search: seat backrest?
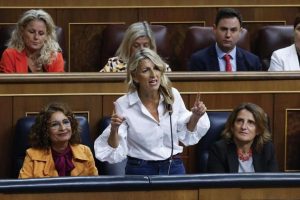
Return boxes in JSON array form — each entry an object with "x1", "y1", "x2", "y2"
[
  {"x1": 96, "y1": 116, "x2": 127, "y2": 175},
  {"x1": 0, "y1": 24, "x2": 65, "y2": 58},
  {"x1": 196, "y1": 111, "x2": 231, "y2": 173},
  {"x1": 99, "y1": 24, "x2": 171, "y2": 70},
  {"x1": 55, "y1": 26, "x2": 65, "y2": 56},
  {"x1": 0, "y1": 25, "x2": 15, "y2": 59},
  {"x1": 252, "y1": 25, "x2": 294, "y2": 71},
  {"x1": 180, "y1": 26, "x2": 250, "y2": 70},
  {"x1": 12, "y1": 115, "x2": 91, "y2": 178}
]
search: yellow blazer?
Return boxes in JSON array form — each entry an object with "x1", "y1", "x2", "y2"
[{"x1": 19, "y1": 144, "x2": 98, "y2": 178}]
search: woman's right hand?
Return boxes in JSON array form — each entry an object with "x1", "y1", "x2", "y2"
[
  {"x1": 110, "y1": 110, "x2": 125, "y2": 133},
  {"x1": 108, "y1": 102, "x2": 125, "y2": 148}
]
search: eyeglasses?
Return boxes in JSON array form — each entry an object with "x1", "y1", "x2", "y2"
[{"x1": 48, "y1": 119, "x2": 71, "y2": 130}]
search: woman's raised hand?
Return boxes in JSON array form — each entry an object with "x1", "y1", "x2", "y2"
[
  {"x1": 191, "y1": 93, "x2": 207, "y2": 117},
  {"x1": 110, "y1": 102, "x2": 125, "y2": 133}
]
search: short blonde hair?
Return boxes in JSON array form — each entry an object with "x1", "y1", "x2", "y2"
[
  {"x1": 126, "y1": 48, "x2": 173, "y2": 107},
  {"x1": 116, "y1": 21, "x2": 156, "y2": 63}
]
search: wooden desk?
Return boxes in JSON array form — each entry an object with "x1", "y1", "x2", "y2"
[{"x1": 1, "y1": 174, "x2": 300, "y2": 200}]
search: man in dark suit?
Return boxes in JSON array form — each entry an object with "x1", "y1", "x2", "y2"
[{"x1": 188, "y1": 8, "x2": 262, "y2": 71}]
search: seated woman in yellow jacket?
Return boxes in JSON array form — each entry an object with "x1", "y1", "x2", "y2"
[{"x1": 19, "y1": 102, "x2": 98, "y2": 178}]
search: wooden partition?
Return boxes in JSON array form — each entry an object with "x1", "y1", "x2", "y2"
[
  {"x1": 0, "y1": 72, "x2": 299, "y2": 178},
  {"x1": 0, "y1": 1, "x2": 299, "y2": 71},
  {"x1": 2, "y1": 187, "x2": 300, "y2": 200},
  {"x1": 1, "y1": 174, "x2": 300, "y2": 200}
]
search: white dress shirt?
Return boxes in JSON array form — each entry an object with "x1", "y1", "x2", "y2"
[{"x1": 94, "y1": 87, "x2": 210, "y2": 163}]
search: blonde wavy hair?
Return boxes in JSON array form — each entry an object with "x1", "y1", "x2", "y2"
[
  {"x1": 7, "y1": 9, "x2": 61, "y2": 66},
  {"x1": 126, "y1": 48, "x2": 173, "y2": 109},
  {"x1": 116, "y1": 21, "x2": 156, "y2": 63},
  {"x1": 222, "y1": 102, "x2": 272, "y2": 152}
]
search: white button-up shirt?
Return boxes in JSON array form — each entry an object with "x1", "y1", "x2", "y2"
[{"x1": 94, "y1": 87, "x2": 210, "y2": 163}]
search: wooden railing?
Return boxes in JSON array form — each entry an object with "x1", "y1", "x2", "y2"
[{"x1": 1, "y1": 173, "x2": 300, "y2": 200}]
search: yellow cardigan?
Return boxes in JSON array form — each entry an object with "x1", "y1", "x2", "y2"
[{"x1": 19, "y1": 144, "x2": 98, "y2": 178}]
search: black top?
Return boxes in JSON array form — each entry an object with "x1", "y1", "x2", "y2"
[{"x1": 206, "y1": 139, "x2": 279, "y2": 173}]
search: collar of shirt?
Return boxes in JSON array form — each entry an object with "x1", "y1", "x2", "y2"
[
  {"x1": 128, "y1": 90, "x2": 164, "y2": 106},
  {"x1": 128, "y1": 90, "x2": 165, "y2": 121},
  {"x1": 215, "y1": 43, "x2": 237, "y2": 71}
]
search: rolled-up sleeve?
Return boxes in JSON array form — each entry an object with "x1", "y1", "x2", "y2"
[
  {"x1": 173, "y1": 88, "x2": 210, "y2": 146},
  {"x1": 94, "y1": 122, "x2": 128, "y2": 164}
]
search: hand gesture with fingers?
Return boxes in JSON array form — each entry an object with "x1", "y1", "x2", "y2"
[
  {"x1": 108, "y1": 102, "x2": 125, "y2": 148},
  {"x1": 110, "y1": 102, "x2": 125, "y2": 133},
  {"x1": 191, "y1": 93, "x2": 207, "y2": 117}
]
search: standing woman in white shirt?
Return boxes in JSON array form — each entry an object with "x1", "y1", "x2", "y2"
[
  {"x1": 94, "y1": 48, "x2": 210, "y2": 175},
  {"x1": 269, "y1": 15, "x2": 300, "y2": 71}
]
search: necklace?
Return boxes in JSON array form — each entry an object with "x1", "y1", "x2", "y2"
[{"x1": 237, "y1": 148, "x2": 252, "y2": 162}]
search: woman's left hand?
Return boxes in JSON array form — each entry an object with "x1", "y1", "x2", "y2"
[{"x1": 191, "y1": 93, "x2": 207, "y2": 118}]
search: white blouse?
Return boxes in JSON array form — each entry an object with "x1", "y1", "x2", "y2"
[
  {"x1": 238, "y1": 158, "x2": 255, "y2": 173},
  {"x1": 94, "y1": 87, "x2": 210, "y2": 164}
]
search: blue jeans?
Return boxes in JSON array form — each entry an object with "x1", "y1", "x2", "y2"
[{"x1": 125, "y1": 156, "x2": 186, "y2": 175}]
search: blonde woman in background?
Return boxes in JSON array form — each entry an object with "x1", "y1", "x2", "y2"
[
  {"x1": 0, "y1": 9, "x2": 64, "y2": 73},
  {"x1": 100, "y1": 21, "x2": 171, "y2": 72}
]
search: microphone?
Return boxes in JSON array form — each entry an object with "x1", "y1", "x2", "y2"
[
  {"x1": 166, "y1": 103, "x2": 173, "y2": 115},
  {"x1": 167, "y1": 103, "x2": 173, "y2": 175}
]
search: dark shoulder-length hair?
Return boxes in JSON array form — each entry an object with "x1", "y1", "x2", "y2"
[
  {"x1": 29, "y1": 102, "x2": 81, "y2": 149},
  {"x1": 221, "y1": 102, "x2": 271, "y2": 152}
]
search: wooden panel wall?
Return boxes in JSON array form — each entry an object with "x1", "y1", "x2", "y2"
[
  {"x1": 0, "y1": 97, "x2": 12, "y2": 178},
  {"x1": 1, "y1": 187, "x2": 300, "y2": 200},
  {"x1": 0, "y1": 72, "x2": 299, "y2": 178},
  {"x1": 199, "y1": 188, "x2": 300, "y2": 200},
  {"x1": 0, "y1": 2, "x2": 299, "y2": 71},
  {"x1": 0, "y1": 190, "x2": 198, "y2": 200},
  {"x1": 0, "y1": 0, "x2": 300, "y2": 7}
]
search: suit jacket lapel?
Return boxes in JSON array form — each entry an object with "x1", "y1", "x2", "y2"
[
  {"x1": 236, "y1": 48, "x2": 247, "y2": 71},
  {"x1": 209, "y1": 45, "x2": 221, "y2": 71},
  {"x1": 227, "y1": 142, "x2": 239, "y2": 172},
  {"x1": 252, "y1": 151, "x2": 263, "y2": 172}
]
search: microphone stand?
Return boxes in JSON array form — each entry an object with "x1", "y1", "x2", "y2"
[{"x1": 167, "y1": 106, "x2": 173, "y2": 175}]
